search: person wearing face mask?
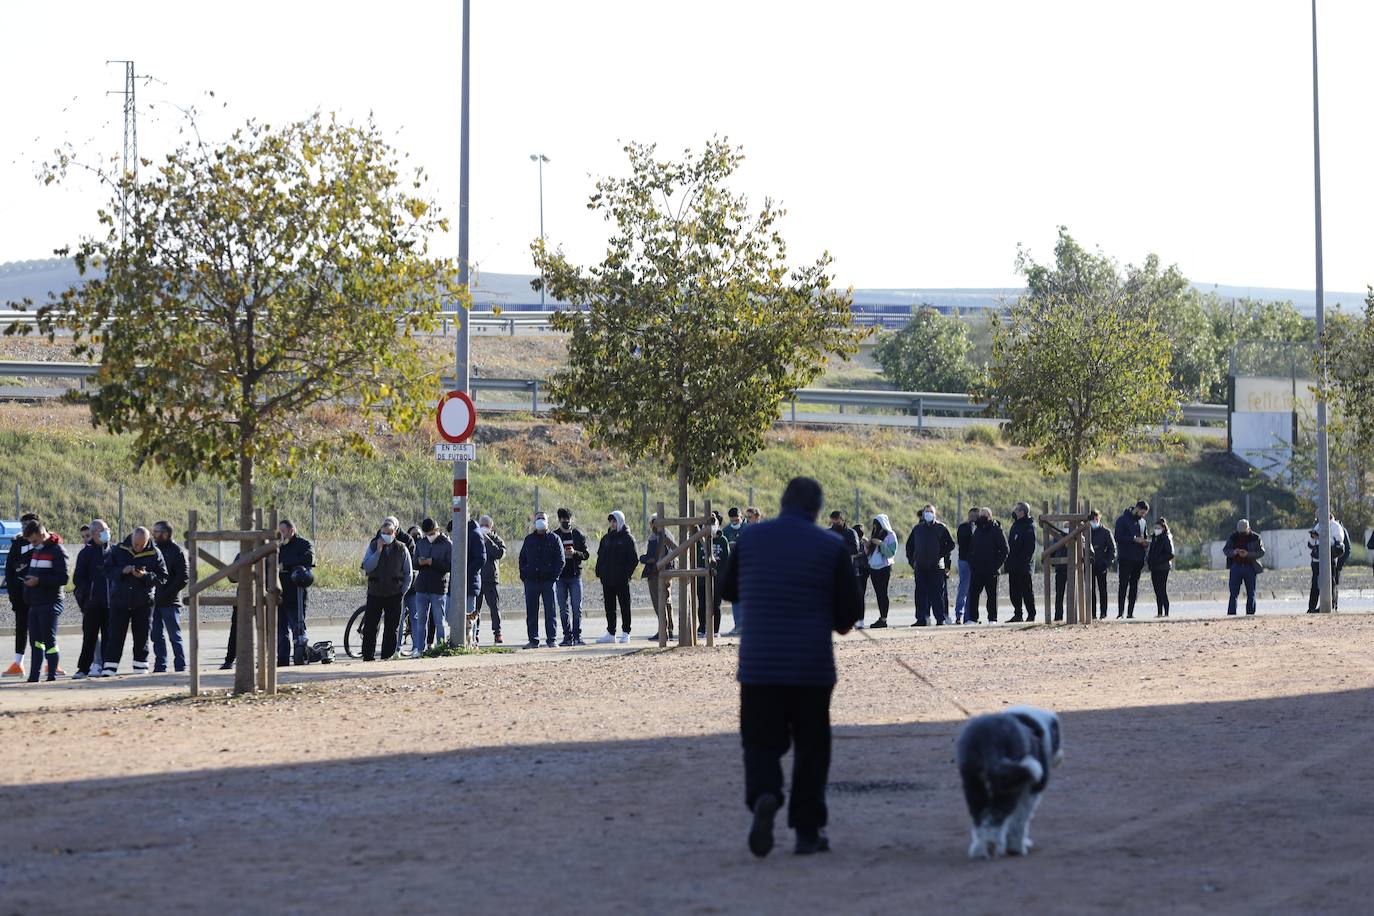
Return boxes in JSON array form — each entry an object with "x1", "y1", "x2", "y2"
[
  {"x1": 641, "y1": 515, "x2": 677, "y2": 641},
  {"x1": 149, "y1": 521, "x2": 190, "y2": 673},
  {"x1": 1222, "y1": 519, "x2": 1265, "y2": 616},
  {"x1": 1087, "y1": 509, "x2": 1115, "y2": 619},
  {"x1": 696, "y1": 511, "x2": 730, "y2": 639},
  {"x1": 906, "y1": 504, "x2": 955, "y2": 626},
  {"x1": 1005, "y1": 502, "x2": 1037, "y2": 623},
  {"x1": 411, "y1": 517, "x2": 453, "y2": 653},
  {"x1": 864, "y1": 515, "x2": 898, "y2": 628},
  {"x1": 1147, "y1": 517, "x2": 1175, "y2": 617},
  {"x1": 103, "y1": 526, "x2": 169, "y2": 676},
  {"x1": 519, "y1": 511, "x2": 565, "y2": 648},
  {"x1": 1114, "y1": 500, "x2": 1150, "y2": 619},
  {"x1": 721, "y1": 508, "x2": 746, "y2": 636},
  {"x1": 274, "y1": 519, "x2": 315, "y2": 664},
  {"x1": 966, "y1": 508, "x2": 1008, "y2": 623},
  {"x1": 360, "y1": 519, "x2": 414, "y2": 660},
  {"x1": 595, "y1": 511, "x2": 638, "y2": 643},
  {"x1": 474, "y1": 516, "x2": 507, "y2": 643},
  {"x1": 72, "y1": 519, "x2": 113, "y2": 679},
  {"x1": 553, "y1": 508, "x2": 590, "y2": 647},
  {"x1": 4, "y1": 512, "x2": 41, "y2": 678},
  {"x1": 1306, "y1": 520, "x2": 1345, "y2": 614}
]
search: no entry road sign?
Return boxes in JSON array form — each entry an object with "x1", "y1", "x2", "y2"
[{"x1": 436, "y1": 390, "x2": 477, "y2": 444}]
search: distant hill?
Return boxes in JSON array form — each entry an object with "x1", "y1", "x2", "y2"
[{"x1": 1, "y1": 256, "x2": 1365, "y2": 316}]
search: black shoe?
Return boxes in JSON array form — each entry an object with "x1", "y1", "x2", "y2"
[
  {"x1": 794, "y1": 830, "x2": 830, "y2": 855},
  {"x1": 1127, "y1": 612, "x2": 1134, "y2": 619},
  {"x1": 1054, "y1": 614, "x2": 1063, "y2": 622},
  {"x1": 545, "y1": 640, "x2": 557, "y2": 648},
  {"x1": 1009, "y1": 613, "x2": 1024, "y2": 623},
  {"x1": 910, "y1": 620, "x2": 927, "y2": 627},
  {"x1": 219, "y1": 661, "x2": 233, "y2": 670},
  {"x1": 558, "y1": 636, "x2": 573, "y2": 647},
  {"x1": 869, "y1": 619, "x2": 888, "y2": 629},
  {"x1": 524, "y1": 641, "x2": 540, "y2": 649},
  {"x1": 749, "y1": 793, "x2": 780, "y2": 858},
  {"x1": 1026, "y1": 614, "x2": 1036, "y2": 622},
  {"x1": 153, "y1": 665, "x2": 167, "y2": 673}
]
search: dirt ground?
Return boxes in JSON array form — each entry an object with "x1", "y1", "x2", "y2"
[{"x1": 2, "y1": 615, "x2": 1373, "y2": 915}]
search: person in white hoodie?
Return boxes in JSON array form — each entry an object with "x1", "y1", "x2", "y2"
[
  {"x1": 594, "y1": 510, "x2": 639, "y2": 643},
  {"x1": 864, "y1": 514, "x2": 898, "y2": 628}
]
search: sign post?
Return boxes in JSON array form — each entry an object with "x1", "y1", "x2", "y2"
[
  {"x1": 452, "y1": 0, "x2": 473, "y2": 646},
  {"x1": 439, "y1": 387, "x2": 478, "y2": 648}
]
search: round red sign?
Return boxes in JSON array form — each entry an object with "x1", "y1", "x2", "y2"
[{"x1": 436, "y1": 390, "x2": 477, "y2": 443}]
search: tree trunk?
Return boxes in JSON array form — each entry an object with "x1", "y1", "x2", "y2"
[
  {"x1": 1068, "y1": 459, "x2": 1081, "y2": 519},
  {"x1": 677, "y1": 461, "x2": 690, "y2": 647},
  {"x1": 234, "y1": 447, "x2": 256, "y2": 695}
]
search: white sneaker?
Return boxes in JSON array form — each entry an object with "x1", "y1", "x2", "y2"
[
  {"x1": 72, "y1": 671, "x2": 89, "y2": 680},
  {"x1": 854, "y1": 620, "x2": 866, "y2": 629},
  {"x1": 596, "y1": 632, "x2": 616, "y2": 644},
  {"x1": 615, "y1": 632, "x2": 630, "y2": 644},
  {"x1": 410, "y1": 649, "x2": 423, "y2": 658}
]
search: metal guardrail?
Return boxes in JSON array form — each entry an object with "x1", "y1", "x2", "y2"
[{"x1": 0, "y1": 360, "x2": 1227, "y2": 426}]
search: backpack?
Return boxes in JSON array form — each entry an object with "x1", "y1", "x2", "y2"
[{"x1": 305, "y1": 641, "x2": 335, "y2": 664}]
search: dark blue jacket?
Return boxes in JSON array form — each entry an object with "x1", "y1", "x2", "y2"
[
  {"x1": 720, "y1": 509, "x2": 861, "y2": 687},
  {"x1": 465, "y1": 521, "x2": 487, "y2": 597},
  {"x1": 22, "y1": 535, "x2": 69, "y2": 606},
  {"x1": 1089, "y1": 524, "x2": 1116, "y2": 572},
  {"x1": 107, "y1": 538, "x2": 169, "y2": 611},
  {"x1": 518, "y1": 530, "x2": 565, "y2": 583},
  {"x1": 154, "y1": 538, "x2": 190, "y2": 608},
  {"x1": 413, "y1": 532, "x2": 453, "y2": 595},
  {"x1": 1114, "y1": 509, "x2": 1146, "y2": 567},
  {"x1": 1005, "y1": 515, "x2": 1037, "y2": 573},
  {"x1": 278, "y1": 534, "x2": 315, "y2": 592},
  {"x1": 968, "y1": 519, "x2": 1009, "y2": 576},
  {"x1": 73, "y1": 543, "x2": 113, "y2": 610}
]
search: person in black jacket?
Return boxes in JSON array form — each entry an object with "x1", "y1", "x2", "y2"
[
  {"x1": 828, "y1": 513, "x2": 865, "y2": 623},
  {"x1": 1114, "y1": 500, "x2": 1150, "y2": 619},
  {"x1": 1087, "y1": 510, "x2": 1115, "y2": 619},
  {"x1": 1147, "y1": 517, "x2": 1175, "y2": 618},
  {"x1": 1004, "y1": 502, "x2": 1038, "y2": 623},
  {"x1": 103, "y1": 526, "x2": 169, "y2": 676},
  {"x1": 361, "y1": 520, "x2": 414, "y2": 661},
  {"x1": 966, "y1": 508, "x2": 1008, "y2": 623},
  {"x1": 595, "y1": 511, "x2": 639, "y2": 643},
  {"x1": 1306, "y1": 522, "x2": 1346, "y2": 613},
  {"x1": 149, "y1": 521, "x2": 191, "y2": 673},
  {"x1": 275, "y1": 518, "x2": 315, "y2": 664},
  {"x1": 72, "y1": 519, "x2": 113, "y2": 678},
  {"x1": 3, "y1": 512, "x2": 40, "y2": 678},
  {"x1": 475, "y1": 515, "x2": 507, "y2": 643},
  {"x1": 953, "y1": 509, "x2": 978, "y2": 624},
  {"x1": 409, "y1": 517, "x2": 450, "y2": 651},
  {"x1": 519, "y1": 511, "x2": 565, "y2": 648},
  {"x1": 906, "y1": 504, "x2": 956, "y2": 626},
  {"x1": 20, "y1": 520, "x2": 69, "y2": 682},
  {"x1": 1222, "y1": 519, "x2": 1265, "y2": 616},
  {"x1": 554, "y1": 507, "x2": 591, "y2": 647}
]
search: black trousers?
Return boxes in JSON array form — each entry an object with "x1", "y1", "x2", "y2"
[
  {"x1": 696, "y1": 575, "x2": 722, "y2": 634},
  {"x1": 361, "y1": 593, "x2": 403, "y2": 661},
  {"x1": 105, "y1": 605, "x2": 152, "y2": 670},
  {"x1": 967, "y1": 571, "x2": 998, "y2": 622},
  {"x1": 1151, "y1": 568, "x2": 1171, "y2": 615},
  {"x1": 11, "y1": 595, "x2": 26, "y2": 655},
  {"x1": 1008, "y1": 569, "x2": 1036, "y2": 620},
  {"x1": 1118, "y1": 560, "x2": 1143, "y2": 617},
  {"x1": 740, "y1": 684, "x2": 833, "y2": 835},
  {"x1": 1308, "y1": 563, "x2": 1340, "y2": 611},
  {"x1": 1092, "y1": 568, "x2": 1109, "y2": 618},
  {"x1": 1054, "y1": 566, "x2": 1067, "y2": 620},
  {"x1": 601, "y1": 577, "x2": 631, "y2": 634},
  {"x1": 475, "y1": 578, "x2": 502, "y2": 635},
  {"x1": 78, "y1": 605, "x2": 107, "y2": 674},
  {"x1": 867, "y1": 565, "x2": 892, "y2": 620},
  {"x1": 854, "y1": 566, "x2": 869, "y2": 616}
]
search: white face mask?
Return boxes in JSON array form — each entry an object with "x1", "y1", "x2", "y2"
[
  {"x1": 922, "y1": 511, "x2": 935, "y2": 523},
  {"x1": 380, "y1": 533, "x2": 395, "y2": 545},
  {"x1": 426, "y1": 532, "x2": 438, "y2": 542},
  {"x1": 1089, "y1": 520, "x2": 1100, "y2": 530},
  {"x1": 534, "y1": 519, "x2": 548, "y2": 532},
  {"x1": 477, "y1": 526, "x2": 491, "y2": 538},
  {"x1": 98, "y1": 530, "x2": 110, "y2": 544}
]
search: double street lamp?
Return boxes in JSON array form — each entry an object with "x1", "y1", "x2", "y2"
[{"x1": 530, "y1": 153, "x2": 550, "y2": 308}]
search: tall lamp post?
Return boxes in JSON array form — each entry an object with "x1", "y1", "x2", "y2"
[
  {"x1": 530, "y1": 153, "x2": 550, "y2": 308},
  {"x1": 1311, "y1": 0, "x2": 1333, "y2": 612}
]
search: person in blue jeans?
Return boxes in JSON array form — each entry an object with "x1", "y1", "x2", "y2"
[
  {"x1": 553, "y1": 507, "x2": 590, "y2": 646},
  {"x1": 519, "y1": 512, "x2": 565, "y2": 648},
  {"x1": 411, "y1": 518, "x2": 452, "y2": 653},
  {"x1": 1223, "y1": 519, "x2": 1265, "y2": 615},
  {"x1": 150, "y1": 521, "x2": 190, "y2": 673},
  {"x1": 954, "y1": 509, "x2": 977, "y2": 624}
]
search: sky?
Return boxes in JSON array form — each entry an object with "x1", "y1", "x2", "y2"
[{"x1": 2, "y1": 0, "x2": 1371, "y2": 293}]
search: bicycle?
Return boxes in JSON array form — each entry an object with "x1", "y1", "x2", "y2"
[{"x1": 343, "y1": 604, "x2": 414, "y2": 659}]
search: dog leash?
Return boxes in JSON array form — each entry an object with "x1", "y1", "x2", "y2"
[{"x1": 856, "y1": 626, "x2": 972, "y2": 718}]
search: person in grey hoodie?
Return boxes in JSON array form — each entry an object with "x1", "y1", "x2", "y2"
[{"x1": 360, "y1": 519, "x2": 414, "y2": 660}]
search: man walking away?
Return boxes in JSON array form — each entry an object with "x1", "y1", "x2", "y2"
[
  {"x1": 360, "y1": 520, "x2": 413, "y2": 660},
  {"x1": 412, "y1": 518, "x2": 452, "y2": 652},
  {"x1": 554, "y1": 508, "x2": 590, "y2": 646},
  {"x1": 720, "y1": 508, "x2": 745, "y2": 636},
  {"x1": 475, "y1": 516, "x2": 506, "y2": 643},
  {"x1": 954, "y1": 508, "x2": 977, "y2": 625},
  {"x1": 966, "y1": 508, "x2": 1008, "y2": 623},
  {"x1": 641, "y1": 516, "x2": 676, "y2": 642},
  {"x1": 519, "y1": 511, "x2": 565, "y2": 648},
  {"x1": 1088, "y1": 510, "x2": 1115, "y2": 619},
  {"x1": 906, "y1": 505, "x2": 955, "y2": 626},
  {"x1": 276, "y1": 519, "x2": 314, "y2": 664},
  {"x1": 150, "y1": 521, "x2": 190, "y2": 673},
  {"x1": 1114, "y1": 500, "x2": 1150, "y2": 619},
  {"x1": 595, "y1": 511, "x2": 638, "y2": 643},
  {"x1": 1005, "y1": 502, "x2": 1037, "y2": 623},
  {"x1": 1223, "y1": 519, "x2": 1265, "y2": 616},
  {"x1": 72, "y1": 519, "x2": 112, "y2": 679},
  {"x1": 720, "y1": 477, "x2": 861, "y2": 858},
  {"x1": 21, "y1": 519, "x2": 69, "y2": 682},
  {"x1": 3, "y1": 512, "x2": 40, "y2": 677},
  {"x1": 104, "y1": 526, "x2": 168, "y2": 676}
]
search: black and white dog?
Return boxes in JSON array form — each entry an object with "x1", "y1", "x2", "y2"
[{"x1": 956, "y1": 706, "x2": 1063, "y2": 859}]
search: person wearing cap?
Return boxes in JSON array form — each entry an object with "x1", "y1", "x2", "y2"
[
  {"x1": 412, "y1": 517, "x2": 453, "y2": 652},
  {"x1": 595, "y1": 511, "x2": 638, "y2": 643},
  {"x1": 553, "y1": 508, "x2": 590, "y2": 647},
  {"x1": 149, "y1": 521, "x2": 190, "y2": 673},
  {"x1": 519, "y1": 511, "x2": 565, "y2": 648},
  {"x1": 1223, "y1": 519, "x2": 1265, "y2": 616},
  {"x1": 720, "y1": 508, "x2": 746, "y2": 636}
]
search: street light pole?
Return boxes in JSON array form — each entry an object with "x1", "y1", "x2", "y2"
[
  {"x1": 530, "y1": 153, "x2": 549, "y2": 308},
  {"x1": 1311, "y1": 0, "x2": 1333, "y2": 613}
]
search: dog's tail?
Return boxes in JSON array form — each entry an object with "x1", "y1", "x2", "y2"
[{"x1": 989, "y1": 755, "x2": 1044, "y2": 789}]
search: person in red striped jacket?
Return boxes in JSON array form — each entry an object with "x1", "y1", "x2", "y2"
[{"x1": 20, "y1": 519, "x2": 69, "y2": 682}]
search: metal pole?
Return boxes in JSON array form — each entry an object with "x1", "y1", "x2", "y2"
[
  {"x1": 641, "y1": 484, "x2": 648, "y2": 537},
  {"x1": 854, "y1": 487, "x2": 860, "y2": 525},
  {"x1": 13, "y1": 482, "x2": 18, "y2": 519},
  {"x1": 450, "y1": 0, "x2": 473, "y2": 646},
  {"x1": 534, "y1": 485, "x2": 540, "y2": 516},
  {"x1": 310, "y1": 482, "x2": 317, "y2": 542},
  {"x1": 533, "y1": 154, "x2": 547, "y2": 308},
  {"x1": 1312, "y1": 0, "x2": 1333, "y2": 613},
  {"x1": 117, "y1": 484, "x2": 124, "y2": 540}
]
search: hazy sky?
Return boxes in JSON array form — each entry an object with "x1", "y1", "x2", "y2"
[{"x1": 2, "y1": 0, "x2": 1370, "y2": 292}]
